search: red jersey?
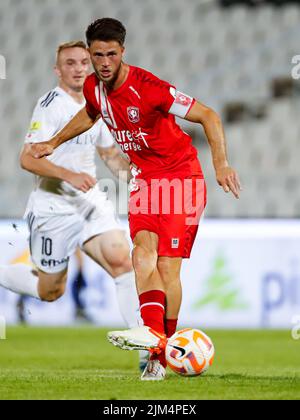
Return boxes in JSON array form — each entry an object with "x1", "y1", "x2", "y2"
[{"x1": 83, "y1": 65, "x2": 203, "y2": 182}]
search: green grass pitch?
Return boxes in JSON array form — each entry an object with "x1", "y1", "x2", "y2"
[{"x1": 0, "y1": 327, "x2": 299, "y2": 400}]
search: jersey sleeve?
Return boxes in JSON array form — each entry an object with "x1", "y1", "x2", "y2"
[
  {"x1": 147, "y1": 78, "x2": 195, "y2": 118},
  {"x1": 83, "y1": 76, "x2": 100, "y2": 120},
  {"x1": 167, "y1": 88, "x2": 195, "y2": 119},
  {"x1": 95, "y1": 119, "x2": 115, "y2": 148},
  {"x1": 24, "y1": 100, "x2": 61, "y2": 144}
]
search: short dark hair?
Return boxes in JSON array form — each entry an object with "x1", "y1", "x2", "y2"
[{"x1": 86, "y1": 18, "x2": 126, "y2": 47}]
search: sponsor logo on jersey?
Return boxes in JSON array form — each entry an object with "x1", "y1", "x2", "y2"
[
  {"x1": 111, "y1": 128, "x2": 149, "y2": 152},
  {"x1": 29, "y1": 121, "x2": 42, "y2": 132},
  {"x1": 127, "y1": 106, "x2": 140, "y2": 123}
]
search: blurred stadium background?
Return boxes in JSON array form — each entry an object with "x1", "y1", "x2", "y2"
[{"x1": 0, "y1": 0, "x2": 299, "y2": 330}]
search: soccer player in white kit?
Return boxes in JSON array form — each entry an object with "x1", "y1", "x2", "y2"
[{"x1": 0, "y1": 41, "x2": 147, "y2": 370}]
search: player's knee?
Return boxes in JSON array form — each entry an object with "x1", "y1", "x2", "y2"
[
  {"x1": 157, "y1": 259, "x2": 172, "y2": 278},
  {"x1": 111, "y1": 257, "x2": 133, "y2": 277},
  {"x1": 39, "y1": 285, "x2": 65, "y2": 302},
  {"x1": 110, "y1": 247, "x2": 129, "y2": 266},
  {"x1": 132, "y1": 245, "x2": 158, "y2": 276},
  {"x1": 38, "y1": 272, "x2": 66, "y2": 302},
  {"x1": 39, "y1": 284, "x2": 65, "y2": 302},
  {"x1": 157, "y1": 259, "x2": 180, "y2": 285},
  {"x1": 107, "y1": 256, "x2": 133, "y2": 278},
  {"x1": 104, "y1": 243, "x2": 132, "y2": 273}
]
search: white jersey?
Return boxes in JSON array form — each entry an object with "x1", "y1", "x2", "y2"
[{"x1": 24, "y1": 86, "x2": 114, "y2": 218}]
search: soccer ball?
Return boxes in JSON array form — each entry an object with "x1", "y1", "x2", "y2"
[{"x1": 165, "y1": 328, "x2": 215, "y2": 376}]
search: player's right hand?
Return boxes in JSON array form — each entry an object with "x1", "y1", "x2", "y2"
[
  {"x1": 29, "y1": 142, "x2": 54, "y2": 158},
  {"x1": 216, "y1": 166, "x2": 242, "y2": 199},
  {"x1": 66, "y1": 172, "x2": 97, "y2": 193}
]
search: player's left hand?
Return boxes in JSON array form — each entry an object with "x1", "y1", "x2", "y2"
[
  {"x1": 216, "y1": 166, "x2": 242, "y2": 199},
  {"x1": 29, "y1": 142, "x2": 54, "y2": 159}
]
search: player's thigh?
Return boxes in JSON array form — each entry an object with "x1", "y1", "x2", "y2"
[
  {"x1": 182, "y1": 176, "x2": 207, "y2": 258},
  {"x1": 129, "y1": 185, "x2": 165, "y2": 267},
  {"x1": 132, "y1": 230, "x2": 160, "y2": 275},
  {"x1": 158, "y1": 177, "x2": 206, "y2": 259},
  {"x1": 158, "y1": 212, "x2": 187, "y2": 258},
  {"x1": 27, "y1": 212, "x2": 82, "y2": 275},
  {"x1": 129, "y1": 200, "x2": 160, "y2": 248},
  {"x1": 81, "y1": 198, "x2": 132, "y2": 272},
  {"x1": 82, "y1": 230, "x2": 132, "y2": 272},
  {"x1": 37, "y1": 268, "x2": 68, "y2": 301},
  {"x1": 133, "y1": 230, "x2": 159, "y2": 252},
  {"x1": 129, "y1": 182, "x2": 159, "y2": 253}
]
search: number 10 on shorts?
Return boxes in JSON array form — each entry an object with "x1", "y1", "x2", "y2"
[
  {"x1": 0, "y1": 316, "x2": 6, "y2": 340},
  {"x1": 42, "y1": 237, "x2": 53, "y2": 256}
]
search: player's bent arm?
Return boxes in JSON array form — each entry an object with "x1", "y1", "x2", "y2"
[
  {"x1": 97, "y1": 145, "x2": 132, "y2": 183},
  {"x1": 185, "y1": 101, "x2": 242, "y2": 199},
  {"x1": 185, "y1": 101, "x2": 228, "y2": 170},
  {"x1": 20, "y1": 144, "x2": 96, "y2": 193},
  {"x1": 29, "y1": 107, "x2": 100, "y2": 159}
]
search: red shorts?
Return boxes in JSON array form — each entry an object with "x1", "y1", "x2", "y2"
[{"x1": 128, "y1": 176, "x2": 206, "y2": 258}]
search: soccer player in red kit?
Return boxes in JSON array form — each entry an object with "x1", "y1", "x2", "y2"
[{"x1": 30, "y1": 18, "x2": 241, "y2": 380}]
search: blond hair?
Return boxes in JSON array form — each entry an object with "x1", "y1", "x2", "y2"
[{"x1": 56, "y1": 41, "x2": 87, "y2": 64}]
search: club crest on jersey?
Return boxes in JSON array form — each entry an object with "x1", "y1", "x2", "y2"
[
  {"x1": 169, "y1": 87, "x2": 192, "y2": 107},
  {"x1": 175, "y1": 92, "x2": 192, "y2": 107},
  {"x1": 127, "y1": 106, "x2": 140, "y2": 123}
]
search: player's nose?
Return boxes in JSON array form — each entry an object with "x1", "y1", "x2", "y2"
[
  {"x1": 102, "y1": 57, "x2": 110, "y2": 67},
  {"x1": 74, "y1": 65, "x2": 85, "y2": 73}
]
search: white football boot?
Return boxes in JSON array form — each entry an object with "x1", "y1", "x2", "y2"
[
  {"x1": 107, "y1": 325, "x2": 167, "y2": 352},
  {"x1": 139, "y1": 350, "x2": 150, "y2": 373},
  {"x1": 141, "y1": 360, "x2": 166, "y2": 381}
]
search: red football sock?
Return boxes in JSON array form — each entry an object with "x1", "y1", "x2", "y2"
[
  {"x1": 139, "y1": 290, "x2": 166, "y2": 335},
  {"x1": 150, "y1": 319, "x2": 178, "y2": 369},
  {"x1": 165, "y1": 319, "x2": 178, "y2": 338}
]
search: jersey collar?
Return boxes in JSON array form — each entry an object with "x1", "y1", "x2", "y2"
[{"x1": 55, "y1": 86, "x2": 86, "y2": 106}]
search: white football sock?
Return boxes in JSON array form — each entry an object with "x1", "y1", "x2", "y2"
[
  {"x1": 0, "y1": 264, "x2": 40, "y2": 299},
  {"x1": 113, "y1": 271, "x2": 142, "y2": 328}
]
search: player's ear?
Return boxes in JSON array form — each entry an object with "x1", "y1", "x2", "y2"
[{"x1": 54, "y1": 65, "x2": 61, "y2": 79}]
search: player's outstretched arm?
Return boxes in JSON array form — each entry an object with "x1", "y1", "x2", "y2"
[
  {"x1": 185, "y1": 101, "x2": 242, "y2": 199},
  {"x1": 97, "y1": 145, "x2": 132, "y2": 183},
  {"x1": 29, "y1": 107, "x2": 99, "y2": 159},
  {"x1": 20, "y1": 144, "x2": 96, "y2": 193}
]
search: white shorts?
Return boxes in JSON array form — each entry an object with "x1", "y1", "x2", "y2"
[{"x1": 26, "y1": 200, "x2": 123, "y2": 274}]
